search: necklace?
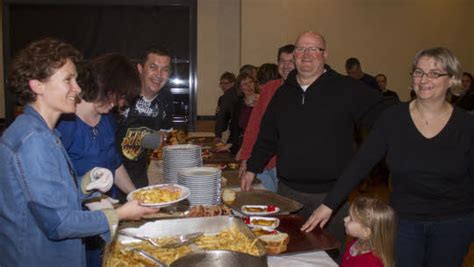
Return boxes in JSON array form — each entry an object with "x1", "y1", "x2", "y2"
[{"x1": 413, "y1": 101, "x2": 451, "y2": 127}]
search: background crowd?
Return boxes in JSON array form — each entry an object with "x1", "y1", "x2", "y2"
[{"x1": 0, "y1": 29, "x2": 473, "y2": 267}]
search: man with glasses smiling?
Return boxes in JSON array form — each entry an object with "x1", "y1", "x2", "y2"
[{"x1": 241, "y1": 31, "x2": 396, "y2": 262}]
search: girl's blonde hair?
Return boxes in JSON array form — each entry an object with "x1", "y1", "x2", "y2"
[{"x1": 350, "y1": 197, "x2": 396, "y2": 267}]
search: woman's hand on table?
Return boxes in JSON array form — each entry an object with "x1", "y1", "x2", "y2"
[
  {"x1": 238, "y1": 160, "x2": 247, "y2": 178},
  {"x1": 301, "y1": 204, "x2": 333, "y2": 232},
  {"x1": 241, "y1": 171, "x2": 256, "y2": 191},
  {"x1": 116, "y1": 200, "x2": 158, "y2": 221}
]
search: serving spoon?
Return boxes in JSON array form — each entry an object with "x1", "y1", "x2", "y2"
[{"x1": 119, "y1": 230, "x2": 203, "y2": 248}]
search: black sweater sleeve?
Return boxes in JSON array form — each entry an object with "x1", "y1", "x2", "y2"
[
  {"x1": 246, "y1": 93, "x2": 280, "y2": 174},
  {"x1": 323, "y1": 110, "x2": 390, "y2": 210}
]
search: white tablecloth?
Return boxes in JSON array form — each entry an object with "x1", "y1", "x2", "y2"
[{"x1": 269, "y1": 251, "x2": 338, "y2": 267}]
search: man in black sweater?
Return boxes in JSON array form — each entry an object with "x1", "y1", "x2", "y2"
[{"x1": 241, "y1": 31, "x2": 396, "y2": 260}]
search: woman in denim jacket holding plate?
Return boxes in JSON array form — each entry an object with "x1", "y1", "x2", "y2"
[{"x1": 0, "y1": 38, "x2": 156, "y2": 267}]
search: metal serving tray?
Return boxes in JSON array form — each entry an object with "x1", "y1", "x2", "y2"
[{"x1": 118, "y1": 215, "x2": 267, "y2": 258}]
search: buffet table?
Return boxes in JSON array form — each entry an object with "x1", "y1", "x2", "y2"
[{"x1": 126, "y1": 132, "x2": 340, "y2": 266}]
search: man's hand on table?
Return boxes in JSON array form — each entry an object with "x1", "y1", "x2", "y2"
[
  {"x1": 301, "y1": 204, "x2": 333, "y2": 232},
  {"x1": 241, "y1": 171, "x2": 256, "y2": 191},
  {"x1": 116, "y1": 200, "x2": 159, "y2": 221}
]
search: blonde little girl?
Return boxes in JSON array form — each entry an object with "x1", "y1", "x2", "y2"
[{"x1": 341, "y1": 197, "x2": 395, "y2": 267}]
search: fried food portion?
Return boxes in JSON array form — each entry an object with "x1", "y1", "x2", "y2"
[
  {"x1": 186, "y1": 205, "x2": 232, "y2": 217},
  {"x1": 251, "y1": 219, "x2": 276, "y2": 227},
  {"x1": 105, "y1": 240, "x2": 192, "y2": 266},
  {"x1": 104, "y1": 224, "x2": 262, "y2": 267},
  {"x1": 245, "y1": 207, "x2": 265, "y2": 213},
  {"x1": 194, "y1": 225, "x2": 261, "y2": 256},
  {"x1": 132, "y1": 186, "x2": 181, "y2": 204}
]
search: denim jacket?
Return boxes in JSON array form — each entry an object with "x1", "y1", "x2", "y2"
[{"x1": 0, "y1": 106, "x2": 117, "y2": 267}]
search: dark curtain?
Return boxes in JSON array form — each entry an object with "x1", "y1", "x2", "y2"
[{"x1": 10, "y1": 5, "x2": 190, "y2": 60}]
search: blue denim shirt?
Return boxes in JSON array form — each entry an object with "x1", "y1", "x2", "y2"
[{"x1": 0, "y1": 106, "x2": 113, "y2": 267}]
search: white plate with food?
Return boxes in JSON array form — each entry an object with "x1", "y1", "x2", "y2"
[
  {"x1": 127, "y1": 184, "x2": 190, "y2": 208},
  {"x1": 241, "y1": 205, "x2": 280, "y2": 215},
  {"x1": 245, "y1": 216, "x2": 280, "y2": 229},
  {"x1": 251, "y1": 227, "x2": 281, "y2": 237}
]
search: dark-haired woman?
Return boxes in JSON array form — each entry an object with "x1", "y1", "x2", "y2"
[{"x1": 56, "y1": 53, "x2": 140, "y2": 266}]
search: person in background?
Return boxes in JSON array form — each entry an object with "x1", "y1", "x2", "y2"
[
  {"x1": 217, "y1": 72, "x2": 259, "y2": 154},
  {"x1": 455, "y1": 72, "x2": 474, "y2": 111},
  {"x1": 116, "y1": 46, "x2": 174, "y2": 190},
  {"x1": 239, "y1": 44, "x2": 295, "y2": 192},
  {"x1": 341, "y1": 197, "x2": 395, "y2": 267},
  {"x1": 218, "y1": 71, "x2": 236, "y2": 93},
  {"x1": 346, "y1": 57, "x2": 380, "y2": 91},
  {"x1": 304, "y1": 47, "x2": 474, "y2": 267},
  {"x1": 241, "y1": 31, "x2": 396, "y2": 262},
  {"x1": 256, "y1": 63, "x2": 280, "y2": 86},
  {"x1": 56, "y1": 53, "x2": 140, "y2": 267},
  {"x1": 214, "y1": 71, "x2": 238, "y2": 142},
  {"x1": 239, "y1": 64, "x2": 258, "y2": 80},
  {"x1": 447, "y1": 71, "x2": 472, "y2": 103},
  {"x1": 0, "y1": 38, "x2": 156, "y2": 267},
  {"x1": 461, "y1": 71, "x2": 473, "y2": 91},
  {"x1": 375, "y1": 74, "x2": 400, "y2": 101}
]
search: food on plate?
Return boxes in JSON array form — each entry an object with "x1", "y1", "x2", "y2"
[
  {"x1": 222, "y1": 189, "x2": 236, "y2": 204},
  {"x1": 258, "y1": 232, "x2": 289, "y2": 255},
  {"x1": 251, "y1": 218, "x2": 277, "y2": 227},
  {"x1": 131, "y1": 185, "x2": 181, "y2": 204},
  {"x1": 227, "y1": 163, "x2": 239, "y2": 169},
  {"x1": 215, "y1": 142, "x2": 226, "y2": 148},
  {"x1": 244, "y1": 206, "x2": 265, "y2": 213},
  {"x1": 243, "y1": 205, "x2": 276, "y2": 213},
  {"x1": 245, "y1": 216, "x2": 279, "y2": 229},
  {"x1": 104, "y1": 224, "x2": 262, "y2": 266},
  {"x1": 150, "y1": 130, "x2": 189, "y2": 160},
  {"x1": 186, "y1": 205, "x2": 232, "y2": 217},
  {"x1": 204, "y1": 163, "x2": 226, "y2": 170},
  {"x1": 251, "y1": 228, "x2": 278, "y2": 237}
]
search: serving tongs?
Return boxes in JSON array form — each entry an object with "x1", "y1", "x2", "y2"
[{"x1": 119, "y1": 230, "x2": 203, "y2": 248}]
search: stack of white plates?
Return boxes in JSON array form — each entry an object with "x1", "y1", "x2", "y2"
[
  {"x1": 163, "y1": 144, "x2": 202, "y2": 184},
  {"x1": 178, "y1": 167, "x2": 222, "y2": 205}
]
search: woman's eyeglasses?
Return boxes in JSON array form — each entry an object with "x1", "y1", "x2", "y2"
[{"x1": 411, "y1": 69, "x2": 449, "y2": 79}]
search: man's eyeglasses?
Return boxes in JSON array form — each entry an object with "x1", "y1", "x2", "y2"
[
  {"x1": 219, "y1": 80, "x2": 233, "y2": 86},
  {"x1": 411, "y1": 69, "x2": 450, "y2": 79},
  {"x1": 294, "y1": 46, "x2": 325, "y2": 54}
]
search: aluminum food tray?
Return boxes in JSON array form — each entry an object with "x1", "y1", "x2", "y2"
[{"x1": 118, "y1": 215, "x2": 267, "y2": 258}]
